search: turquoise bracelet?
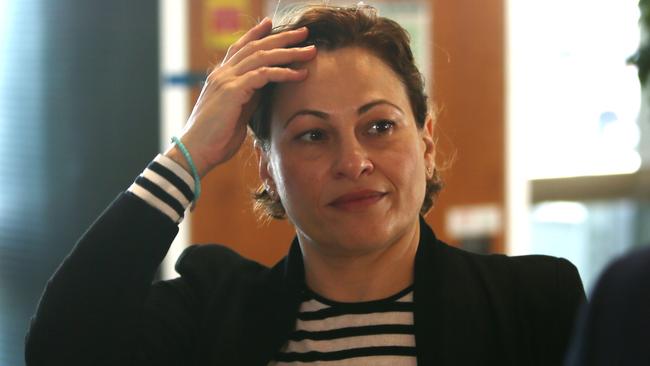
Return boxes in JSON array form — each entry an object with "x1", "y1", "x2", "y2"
[{"x1": 171, "y1": 136, "x2": 201, "y2": 207}]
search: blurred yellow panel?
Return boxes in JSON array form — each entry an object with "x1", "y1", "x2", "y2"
[{"x1": 204, "y1": 0, "x2": 252, "y2": 51}]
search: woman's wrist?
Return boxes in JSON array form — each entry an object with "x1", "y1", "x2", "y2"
[
  {"x1": 163, "y1": 142, "x2": 212, "y2": 179},
  {"x1": 164, "y1": 144, "x2": 194, "y2": 177}
]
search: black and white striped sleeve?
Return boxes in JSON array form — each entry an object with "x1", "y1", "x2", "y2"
[{"x1": 127, "y1": 154, "x2": 196, "y2": 223}]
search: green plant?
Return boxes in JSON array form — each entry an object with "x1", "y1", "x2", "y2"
[{"x1": 629, "y1": 0, "x2": 650, "y2": 85}]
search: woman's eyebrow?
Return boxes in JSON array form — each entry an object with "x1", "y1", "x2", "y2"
[
  {"x1": 358, "y1": 99, "x2": 404, "y2": 115},
  {"x1": 284, "y1": 110, "x2": 329, "y2": 127},
  {"x1": 284, "y1": 99, "x2": 404, "y2": 128}
]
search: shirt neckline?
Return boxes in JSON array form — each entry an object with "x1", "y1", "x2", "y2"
[{"x1": 302, "y1": 283, "x2": 414, "y2": 307}]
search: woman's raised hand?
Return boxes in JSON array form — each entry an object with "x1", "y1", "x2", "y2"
[{"x1": 165, "y1": 18, "x2": 316, "y2": 178}]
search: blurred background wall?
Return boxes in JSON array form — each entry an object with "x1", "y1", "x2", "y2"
[
  {"x1": 1, "y1": 0, "x2": 648, "y2": 364},
  {"x1": 0, "y1": 1, "x2": 159, "y2": 364}
]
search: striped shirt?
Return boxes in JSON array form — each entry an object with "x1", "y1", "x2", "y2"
[
  {"x1": 127, "y1": 154, "x2": 195, "y2": 223},
  {"x1": 270, "y1": 286, "x2": 417, "y2": 366}
]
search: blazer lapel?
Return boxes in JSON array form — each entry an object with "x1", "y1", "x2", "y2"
[
  {"x1": 240, "y1": 238, "x2": 305, "y2": 366},
  {"x1": 414, "y1": 216, "x2": 447, "y2": 365}
]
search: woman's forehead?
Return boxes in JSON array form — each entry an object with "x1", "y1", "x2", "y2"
[{"x1": 271, "y1": 47, "x2": 410, "y2": 120}]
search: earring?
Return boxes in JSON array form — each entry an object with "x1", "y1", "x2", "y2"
[
  {"x1": 426, "y1": 166, "x2": 433, "y2": 177},
  {"x1": 265, "y1": 182, "x2": 278, "y2": 201}
]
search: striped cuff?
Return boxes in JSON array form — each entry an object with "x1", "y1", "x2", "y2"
[{"x1": 127, "y1": 154, "x2": 196, "y2": 223}]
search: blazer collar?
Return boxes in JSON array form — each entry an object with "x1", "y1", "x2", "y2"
[{"x1": 252, "y1": 217, "x2": 445, "y2": 365}]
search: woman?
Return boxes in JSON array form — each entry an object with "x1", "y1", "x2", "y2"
[{"x1": 25, "y1": 5, "x2": 585, "y2": 366}]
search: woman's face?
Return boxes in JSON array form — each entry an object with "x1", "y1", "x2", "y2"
[{"x1": 259, "y1": 46, "x2": 435, "y2": 256}]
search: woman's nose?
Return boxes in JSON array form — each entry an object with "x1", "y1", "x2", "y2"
[{"x1": 332, "y1": 138, "x2": 374, "y2": 180}]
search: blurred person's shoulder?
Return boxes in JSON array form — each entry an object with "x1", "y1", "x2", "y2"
[
  {"x1": 596, "y1": 245, "x2": 650, "y2": 291},
  {"x1": 565, "y1": 246, "x2": 650, "y2": 366},
  {"x1": 587, "y1": 246, "x2": 650, "y2": 329}
]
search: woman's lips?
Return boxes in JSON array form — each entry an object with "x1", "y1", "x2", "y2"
[{"x1": 328, "y1": 190, "x2": 387, "y2": 210}]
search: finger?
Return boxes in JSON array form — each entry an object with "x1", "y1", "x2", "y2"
[
  {"x1": 236, "y1": 67, "x2": 308, "y2": 93},
  {"x1": 233, "y1": 45, "x2": 317, "y2": 75},
  {"x1": 226, "y1": 27, "x2": 310, "y2": 66},
  {"x1": 222, "y1": 17, "x2": 273, "y2": 64}
]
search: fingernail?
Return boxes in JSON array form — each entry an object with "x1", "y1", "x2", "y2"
[{"x1": 260, "y1": 17, "x2": 270, "y2": 25}]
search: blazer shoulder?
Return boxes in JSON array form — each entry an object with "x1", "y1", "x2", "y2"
[
  {"x1": 454, "y1": 248, "x2": 581, "y2": 287},
  {"x1": 473, "y1": 251, "x2": 584, "y2": 302},
  {"x1": 508, "y1": 255, "x2": 584, "y2": 302},
  {"x1": 508, "y1": 254, "x2": 580, "y2": 286},
  {"x1": 173, "y1": 244, "x2": 271, "y2": 298},
  {"x1": 425, "y1": 239, "x2": 585, "y2": 363},
  {"x1": 475, "y1": 250, "x2": 586, "y2": 361},
  {"x1": 441, "y1": 245, "x2": 586, "y2": 310}
]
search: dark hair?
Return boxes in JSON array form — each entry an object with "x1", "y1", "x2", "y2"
[{"x1": 250, "y1": 4, "x2": 442, "y2": 219}]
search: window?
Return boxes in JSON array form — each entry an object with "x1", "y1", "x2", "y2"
[{"x1": 508, "y1": 0, "x2": 647, "y2": 294}]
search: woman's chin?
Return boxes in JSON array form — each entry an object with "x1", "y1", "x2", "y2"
[
  {"x1": 308, "y1": 220, "x2": 406, "y2": 257},
  {"x1": 291, "y1": 200, "x2": 419, "y2": 257}
]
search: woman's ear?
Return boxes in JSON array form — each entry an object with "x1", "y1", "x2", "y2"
[
  {"x1": 254, "y1": 140, "x2": 276, "y2": 192},
  {"x1": 422, "y1": 115, "x2": 436, "y2": 173}
]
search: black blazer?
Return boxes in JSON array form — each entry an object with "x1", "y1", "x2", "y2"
[
  {"x1": 565, "y1": 246, "x2": 650, "y2": 366},
  {"x1": 26, "y1": 193, "x2": 586, "y2": 365}
]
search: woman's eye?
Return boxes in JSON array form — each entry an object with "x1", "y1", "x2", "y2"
[
  {"x1": 368, "y1": 120, "x2": 395, "y2": 135},
  {"x1": 297, "y1": 129, "x2": 326, "y2": 142}
]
